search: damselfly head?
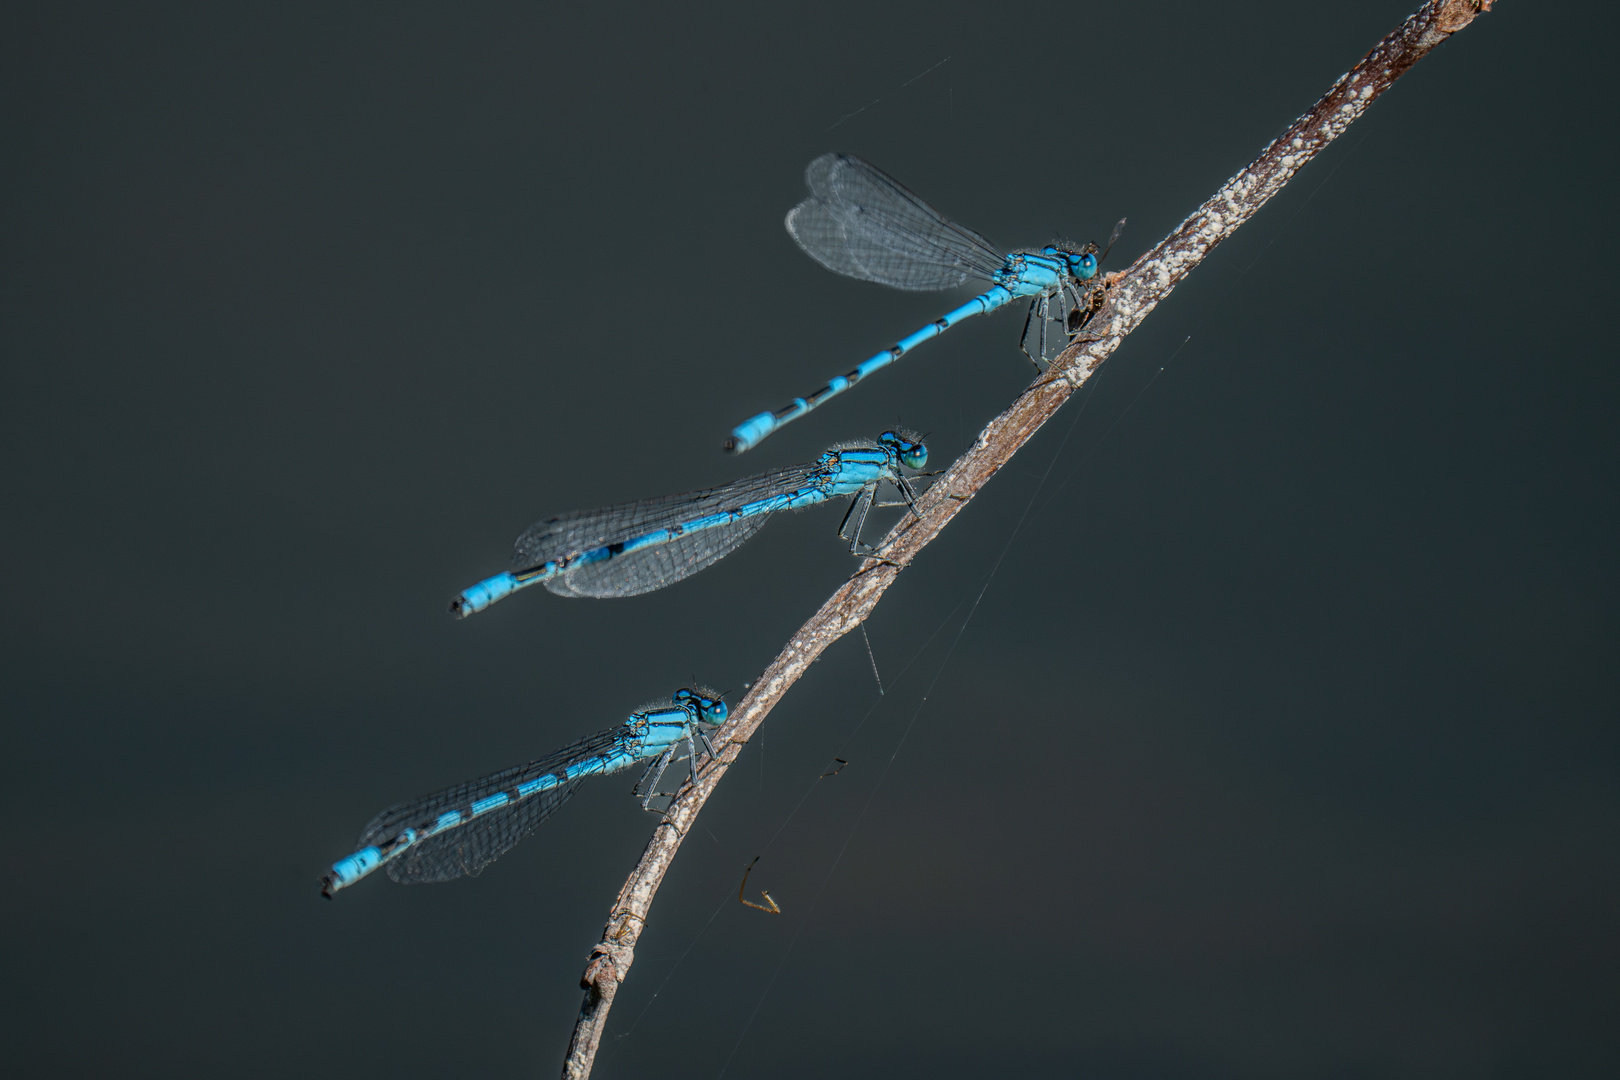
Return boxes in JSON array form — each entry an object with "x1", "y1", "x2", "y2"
[
  {"x1": 1039, "y1": 241, "x2": 1100, "y2": 281},
  {"x1": 673, "y1": 686, "x2": 729, "y2": 723},
  {"x1": 878, "y1": 430, "x2": 928, "y2": 471},
  {"x1": 1068, "y1": 250, "x2": 1100, "y2": 280}
]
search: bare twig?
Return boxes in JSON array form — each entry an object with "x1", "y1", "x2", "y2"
[{"x1": 560, "y1": 3, "x2": 1494, "y2": 1075}]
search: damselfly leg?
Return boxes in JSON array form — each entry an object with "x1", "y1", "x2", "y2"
[
  {"x1": 1019, "y1": 291, "x2": 1064, "y2": 369},
  {"x1": 635, "y1": 728, "x2": 721, "y2": 810},
  {"x1": 837, "y1": 486, "x2": 878, "y2": 554},
  {"x1": 634, "y1": 745, "x2": 677, "y2": 810},
  {"x1": 874, "y1": 476, "x2": 924, "y2": 515},
  {"x1": 1066, "y1": 284, "x2": 1104, "y2": 338},
  {"x1": 1019, "y1": 299, "x2": 1045, "y2": 370},
  {"x1": 841, "y1": 473, "x2": 927, "y2": 554}
]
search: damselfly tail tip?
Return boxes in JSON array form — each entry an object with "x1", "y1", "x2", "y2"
[
  {"x1": 319, "y1": 875, "x2": 340, "y2": 900},
  {"x1": 722, "y1": 435, "x2": 742, "y2": 454},
  {"x1": 450, "y1": 571, "x2": 519, "y2": 616},
  {"x1": 727, "y1": 412, "x2": 780, "y2": 455}
]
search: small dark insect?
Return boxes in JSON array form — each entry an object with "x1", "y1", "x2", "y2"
[{"x1": 738, "y1": 856, "x2": 781, "y2": 914}]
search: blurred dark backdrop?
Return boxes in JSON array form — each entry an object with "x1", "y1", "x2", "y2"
[{"x1": 2, "y1": 2, "x2": 1615, "y2": 1076}]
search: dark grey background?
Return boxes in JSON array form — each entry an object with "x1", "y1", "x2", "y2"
[{"x1": 2, "y1": 2, "x2": 1614, "y2": 1076}]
